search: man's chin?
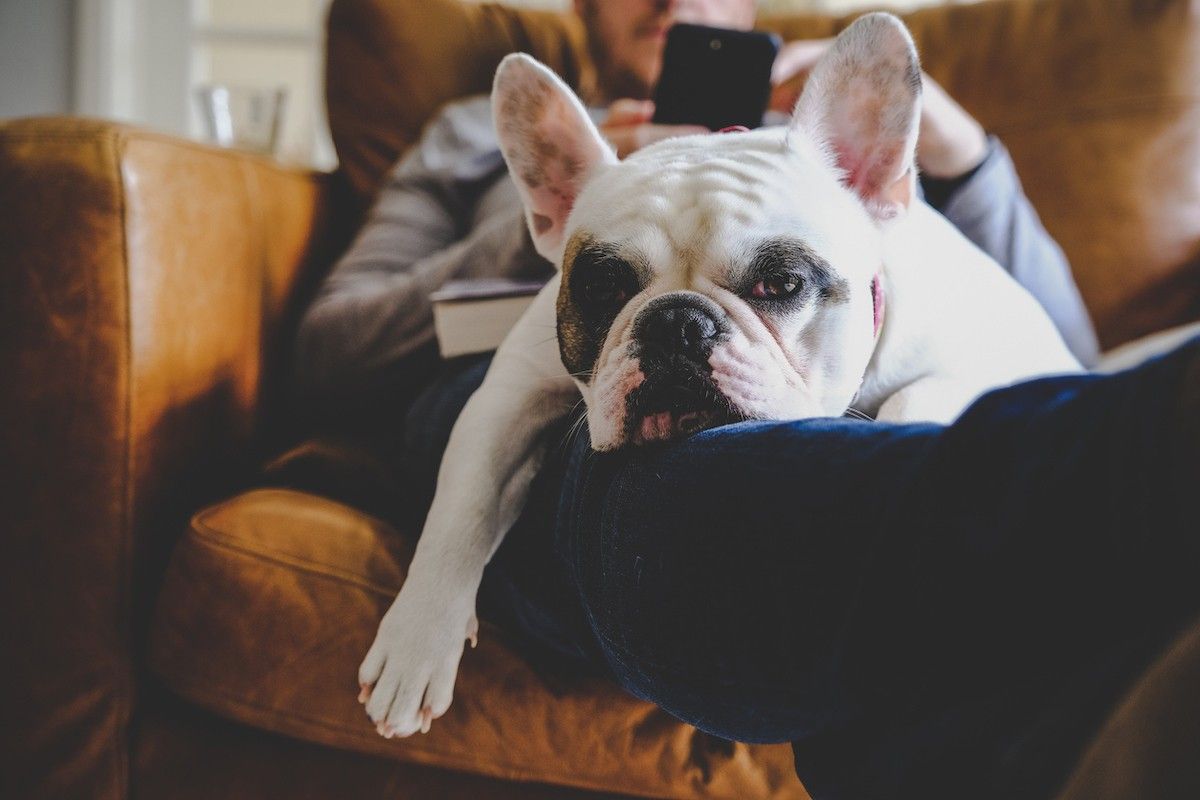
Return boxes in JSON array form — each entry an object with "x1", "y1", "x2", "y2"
[{"x1": 600, "y1": 57, "x2": 659, "y2": 103}]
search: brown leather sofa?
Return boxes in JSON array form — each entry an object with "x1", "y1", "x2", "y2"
[{"x1": 3, "y1": 0, "x2": 1198, "y2": 798}]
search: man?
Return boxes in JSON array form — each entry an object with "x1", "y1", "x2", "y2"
[{"x1": 293, "y1": 2, "x2": 1200, "y2": 799}]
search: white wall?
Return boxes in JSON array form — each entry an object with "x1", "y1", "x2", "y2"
[{"x1": 0, "y1": 0, "x2": 75, "y2": 119}]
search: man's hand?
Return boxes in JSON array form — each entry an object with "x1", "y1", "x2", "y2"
[
  {"x1": 914, "y1": 77, "x2": 989, "y2": 179},
  {"x1": 599, "y1": 99, "x2": 707, "y2": 159},
  {"x1": 769, "y1": 39, "x2": 989, "y2": 180}
]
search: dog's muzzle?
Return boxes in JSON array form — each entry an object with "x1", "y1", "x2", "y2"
[{"x1": 626, "y1": 293, "x2": 736, "y2": 442}]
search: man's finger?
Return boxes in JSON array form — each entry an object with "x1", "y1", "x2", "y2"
[
  {"x1": 606, "y1": 98, "x2": 655, "y2": 126},
  {"x1": 768, "y1": 79, "x2": 804, "y2": 115}
]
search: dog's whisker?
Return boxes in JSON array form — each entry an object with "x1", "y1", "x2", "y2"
[{"x1": 556, "y1": 402, "x2": 591, "y2": 453}]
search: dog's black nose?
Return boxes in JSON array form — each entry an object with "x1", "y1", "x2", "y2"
[{"x1": 635, "y1": 294, "x2": 726, "y2": 363}]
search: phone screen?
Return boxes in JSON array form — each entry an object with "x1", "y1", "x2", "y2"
[{"x1": 652, "y1": 23, "x2": 781, "y2": 131}]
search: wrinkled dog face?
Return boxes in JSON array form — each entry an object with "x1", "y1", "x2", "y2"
[
  {"x1": 494, "y1": 14, "x2": 922, "y2": 450},
  {"x1": 555, "y1": 136, "x2": 882, "y2": 448}
]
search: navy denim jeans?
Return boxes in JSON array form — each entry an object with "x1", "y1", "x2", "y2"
[{"x1": 401, "y1": 338, "x2": 1200, "y2": 800}]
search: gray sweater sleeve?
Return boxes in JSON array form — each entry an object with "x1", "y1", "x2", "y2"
[
  {"x1": 294, "y1": 96, "x2": 548, "y2": 394},
  {"x1": 931, "y1": 136, "x2": 1100, "y2": 366}
]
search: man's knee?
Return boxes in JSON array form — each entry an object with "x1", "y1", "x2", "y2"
[
  {"x1": 555, "y1": 422, "x2": 886, "y2": 741},
  {"x1": 560, "y1": 443, "x2": 707, "y2": 664}
]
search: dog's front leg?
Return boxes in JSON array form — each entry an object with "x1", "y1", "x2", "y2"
[{"x1": 359, "y1": 276, "x2": 576, "y2": 738}]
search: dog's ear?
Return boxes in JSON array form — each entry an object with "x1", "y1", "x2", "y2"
[
  {"x1": 791, "y1": 13, "x2": 921, "y2": 222},
  {"x1": 493, "y1": 53, "x2": 617, "y2": 263}
]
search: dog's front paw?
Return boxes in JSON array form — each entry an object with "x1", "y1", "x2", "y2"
[{"x1": 358, "y1": 584, "x2": 478, "y2": 738}]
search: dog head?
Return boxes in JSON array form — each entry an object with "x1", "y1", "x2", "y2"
[{"x1": 493, "y1": 13, "x2": 921, "y2": 450}]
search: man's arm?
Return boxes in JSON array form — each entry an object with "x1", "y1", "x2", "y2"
[{"x1": 294, "y1": 96, "x2": 548, "y2": 398}]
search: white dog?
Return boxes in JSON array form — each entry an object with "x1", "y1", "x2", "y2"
[{"x1": 358, "y1": 13, "x2": 1080, "y2": 738}]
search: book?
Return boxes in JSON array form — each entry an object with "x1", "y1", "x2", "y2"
[{"x1": 430, "y1": 278, "x2": 548, "y2": 358}]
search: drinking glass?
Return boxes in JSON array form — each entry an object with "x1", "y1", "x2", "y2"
[{"x1": 196, "y1": 85, "x2": 287, "y2": 156}]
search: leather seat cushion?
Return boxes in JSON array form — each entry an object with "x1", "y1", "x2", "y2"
[{"x1": 149, "y1": 489, "x2": 808, "y2": 800}]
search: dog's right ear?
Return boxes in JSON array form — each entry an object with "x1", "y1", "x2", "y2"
[
  {"x1": 791, "y1": 13, "x2": 922, "y2": 223},
  {"x1": 493, "y1": 53, "x2": 616, "y2": 264}
]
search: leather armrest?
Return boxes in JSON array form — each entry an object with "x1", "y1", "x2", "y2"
[{"x1": 0, "y1": 117, "x2": 340, "y2": 799}]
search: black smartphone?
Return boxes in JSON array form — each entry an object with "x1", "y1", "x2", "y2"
[{"x1": 652, "y1": 23, "x2": 782, "y2": 131}]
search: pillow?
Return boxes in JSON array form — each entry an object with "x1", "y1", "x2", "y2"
[{"x1": 325, "y1": 0, "x2": 1200, "y2": 348}]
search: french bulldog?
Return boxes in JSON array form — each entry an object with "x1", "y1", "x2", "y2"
[{"x1": 358, "y1": 13, "x2": 1080, "y2": 738}]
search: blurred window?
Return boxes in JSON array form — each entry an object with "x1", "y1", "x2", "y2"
[{"x1": 190, "y1": 0, "x2": 335, "y2": 167}]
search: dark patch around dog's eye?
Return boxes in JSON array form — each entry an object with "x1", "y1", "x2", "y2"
[
  {"x1": 557, "y1": 236, "x2": 647, "y2": 382},
  {"x1": 571, "y1": 247, "x2": 640, "y2": 318},
  {"x1": 740, "y1": 238, "x2": 849, "y2": 307}
]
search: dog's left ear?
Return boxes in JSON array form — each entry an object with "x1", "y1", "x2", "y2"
[
  {"x1": 493, "y1": 53, "x2": 617, "y2": 263},
  {"x1": 791, "y1": 13, "x2": 922, "y2": 222}
]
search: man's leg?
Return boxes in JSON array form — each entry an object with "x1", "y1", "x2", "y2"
[{"x1": 547, "y1": 339, "x2": 1200, "y2": 799}]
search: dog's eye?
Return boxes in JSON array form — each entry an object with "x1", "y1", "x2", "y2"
[
  {"x1": 582, "y1": 273, "x2": 630, "y2": 306},
  {"x1": 573, "y1": 257, "x2": 639, "y2": 315},
  {"x1": 751, "y1": 277, "x2": 800, "y2": 299}
]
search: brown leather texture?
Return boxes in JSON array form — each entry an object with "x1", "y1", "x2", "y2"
[
  {"x1": 149, "y1": 489, "x2": 809, "y2": 800},
  {"x1": 1055, "y1": 615, "x2": 1200, "y2": 800},
  {"x1": 134, "y1": 686, "x2": 642, "y2": 800},
  {"x1": 326, "y1": 0, "x2": 596, "y2": 210},
  {"x1": 326, "y1": 0, "x2": 1200, "y2": 348},
  {"x1": 0, "y1": 119, "x2": 336, "y2": 799}
]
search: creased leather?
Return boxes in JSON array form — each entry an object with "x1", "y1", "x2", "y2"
[
  {"x1": 0, "y1": 120, "x2": 132, "y2": 800},
  {"x1": 149, "y1": 489, "x2": 809, "y2": 800},
  {"x1": 134, "y1": 687, "x2": 650, "y2": 800}
]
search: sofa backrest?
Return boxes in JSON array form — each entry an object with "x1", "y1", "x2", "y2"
[
  {"x1": 325, "y1": 0, "x2": 1200, "y2": 348},
  {"x1": 326, "y1": 0, "x2": 593, "y2": 210}
]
